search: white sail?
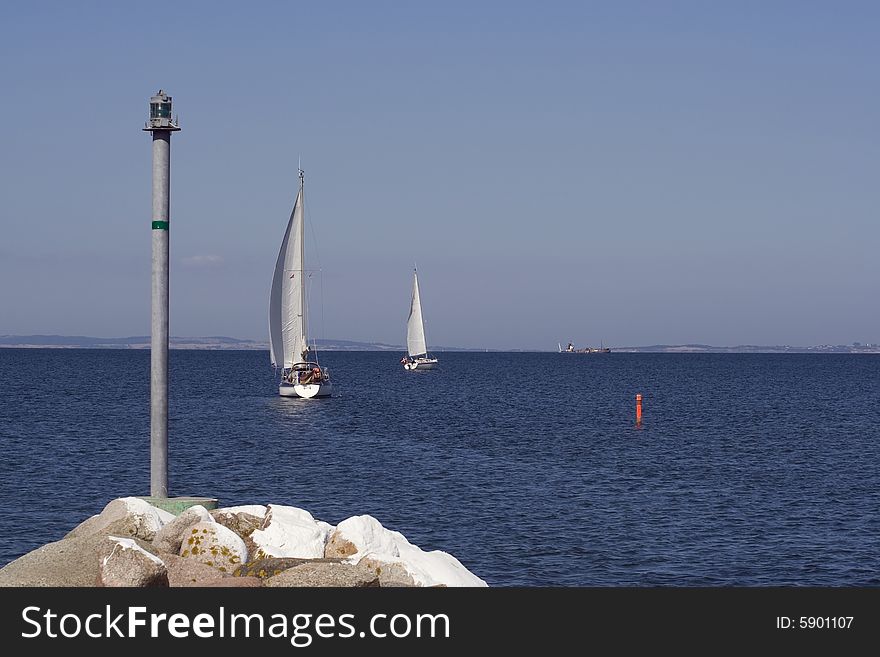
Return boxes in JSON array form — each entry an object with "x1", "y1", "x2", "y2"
[
  {"x1": 269, "y1": 177, "x2": 308, "y2": 368},
  {"x1": 406, "y1": 270, "x2": 428, "y2": 357}
]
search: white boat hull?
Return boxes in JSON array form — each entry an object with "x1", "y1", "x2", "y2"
[
  {"x1": 404, "y1": 358, "x2": 439, "y2": 371},
  {"x1": 279, "y1": 381, "x2": 333, "y2": 398}
]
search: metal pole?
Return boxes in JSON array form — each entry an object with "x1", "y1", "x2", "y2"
[{"x1": 150, "y1": 131, "x2": 171, "y2": 497}]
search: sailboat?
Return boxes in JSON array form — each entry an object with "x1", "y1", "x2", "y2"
[
  {"x1": 402, "y1": 268, "x2": 439, "y2": 370},
  {"x1": 269, "y1": 168, "x2": 332, "y2": 398}
]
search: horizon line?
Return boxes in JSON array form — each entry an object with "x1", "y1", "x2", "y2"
[{"x1": 1, "y1": 334, "x2": 878, "y2": 352}]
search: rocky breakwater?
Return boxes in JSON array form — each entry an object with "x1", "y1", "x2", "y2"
[{"x1": 0, "y1": 498, "x2": 487, "y2": 587}]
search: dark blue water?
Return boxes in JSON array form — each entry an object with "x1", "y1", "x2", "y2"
[{"x1": 1, "y1": 349, "x2": 878, "y2": 585}]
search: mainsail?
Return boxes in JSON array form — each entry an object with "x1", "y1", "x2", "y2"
[
  {"x1": 269, "y1": 174, "x2": 308, "y2": 368},
  {"x1": 406, "y1": 269, "x2": 428, "y2": 357}
]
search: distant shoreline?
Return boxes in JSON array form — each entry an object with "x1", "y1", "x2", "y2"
[{"x1": 1, "y1": 336, "x2": 878, "y2": 354}]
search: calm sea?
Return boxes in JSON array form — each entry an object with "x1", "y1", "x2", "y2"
[{"x1": 0, "y1": 349, "x2": 878, "y2": 586}]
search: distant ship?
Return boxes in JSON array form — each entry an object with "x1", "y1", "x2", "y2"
[{"x1": 558, "y1": 341, "x2": 611, "y2": 354}]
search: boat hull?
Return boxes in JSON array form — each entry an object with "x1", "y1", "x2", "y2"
[
  {"x1": 279, "y1": 381, "x2": 333, "y2": 398},
  {"x1": 404, "y1": 358, "x2": 439, "y2": 371}
]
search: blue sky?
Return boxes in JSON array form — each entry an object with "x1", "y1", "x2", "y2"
[{"x1": 1, "y1": 1, "x2": 877, "y2": 349}]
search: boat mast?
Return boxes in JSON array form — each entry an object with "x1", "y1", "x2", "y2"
[
  {"x1": 298, "y1": 167, "x2": 308, "y2": 362},
  {"x1": 415, "y1": 266, "x2": 429, "y2": 358}
]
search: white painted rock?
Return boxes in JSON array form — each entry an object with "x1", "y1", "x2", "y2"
[
  {"x1": 333, "y1": 515, "x2": 487, "y2": 587},
  {"x1": 153, "y1": 505, "x2": 214, "y2": 554},
  {"x1": 216, "y1": 505, "x2": 268, "y2": 518},
  {"x1": 179, "y1": 521, "x2": 247, "y2": 574},
  {"x1": 250, "y1": 505, "x2": 333, "y2": 559},
  {"x1": 98, "y1": 537, "x2": 168, "y2": 587},
  {"x1": 65, "y1": 497, "x2": 175, "y2": 542}
]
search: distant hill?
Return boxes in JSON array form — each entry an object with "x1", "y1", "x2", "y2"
[
  {"x1": 0, "y1": 335, "x2": 485, "y2": 352},
  {"x1": 313, "y1": 338, "x2": 401, "y2": 351},
  {"x1": 612, "y1": 343, "x2": 880, "y2": 354},
  {"x1": 0, "y1": 335, "x2": 264, "y2": 349},
  {"x1": 2, "y1": 336, "x2": 877, "y2": 353}
]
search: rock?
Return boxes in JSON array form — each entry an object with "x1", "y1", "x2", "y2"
[
  {"x1": 214, "y1": 505, "x2": 268, "y2": 519},
  {"x1": 378, "y1": 579, "x2": 418, "y2": 588},
  {"x1": 163, "y1": 554, "x2": 230, "y2": 587},
  {"x1": 358, "y1": 557, "x2": 418, "y2": 587},
  {"x1": 1, "y1": 500, "x2": 487, "y2": 588},
  {"x1": 97, "y1": 537, "x2": 168, "y2": 587},
  {"x1": 153, "y1": 505, "x2": 213, "y2": 554},
  {"x1": 249, "y1": 505, "x2": 332, "y2": 559},
  {"x1": 0, "y1": 521, "x2": 161, "y2": 587},
  {"x1": 65, "y1": 497, "x2": 175, "y2": 542},
  {"x1": 324, "y1": 530, "x2": 358, "y2": 559},
  {"x1": 86, "y1": 517, "x2": 160, "y2": 543},
  {"x1": 233, "y1": 557, "x2": 311, "y2": 579},
  {"x1": 211, "y1": 508, "x2": 265, "y2": 558},
  {"x1": 179, "y1": 521, "x2": 247, "y2": 573},
  {"x1": 0, "y1": 535, "x2": 104, "y2": 587},
  {"x1": 264, "y1": 562, "x2": 380, "y2": 588},
  {"x1": 333, "y1": 515, "x2": 487, "y2": 587},
  {"x1": 211, "y1": 510, "x2": 265, "y2": 538}
]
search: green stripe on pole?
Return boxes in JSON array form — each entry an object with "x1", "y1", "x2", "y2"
[{"x1": 152, "y1": 221, "x2": 169, "y2": 230}]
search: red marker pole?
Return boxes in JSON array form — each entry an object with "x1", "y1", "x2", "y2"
[{"x1": 635, "y1": 394, "x2": 643, "y2": 427}]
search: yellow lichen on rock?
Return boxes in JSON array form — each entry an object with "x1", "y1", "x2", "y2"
[{"x1": 177, "y1": 521, "x2": 248, "y2": 575}]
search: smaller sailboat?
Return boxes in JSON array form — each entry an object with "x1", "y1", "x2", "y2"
[
  {"x1": 401, "y1": 268, "x2": 438, "y2": 370},
  {"x1": 269, "y1": 168, "x2": 332, "y2": 398}
]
